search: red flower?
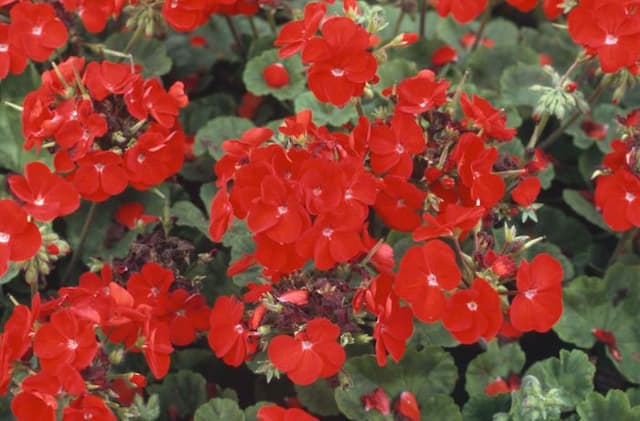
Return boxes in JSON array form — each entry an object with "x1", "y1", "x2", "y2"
[
  {"x1": 124, "y1": 124, "x2": 185, "y2": 190},
  {"x1": 0, "y1": 23, "x2": 27, "y2": 79},
  {"x1": 395, "y1": 70, "x2": 450, "y2": 115},
  {"x1": 543, "y1": 0, "x2": 564, "y2": 19},
  {"x1": 0, "y1": 199, "x2": 42, "y2": 277},
  {"x1": 506, "y1": 0, "x2": 537, "y2": 12},
  {"x1": 208, "y1": 188, "x2": 234, "y2": 242},
  {"x1": 509, "y1": 253, "x2": 563, "y2": 332},
  {"x1": 83, "y1": 61, "x2": 139, "y2": 101},
  {"x1": 395, "y1": 240, "x2": 461, "y2": 322},
  {"x1": 568, "y1": 0, "x2": 640, "y2": 73},
  {"x1": 369, "y1": 114, "x2": 425, "y2": 178},
  {"x1": 436, "y1": 0, "x2": 488, "y2": 23},
  {"x1": 432, "y1": 45, "x2": 458, "y2": 66},
  {"x1": 62, "y1": 395, "x2": 117, "y2": 421},
  {"x1": 161, "y1": 0, "x2": 213, "y2": 32},
  {"x1": 594, "y1": 170, "x2": 640, "y2": 231},
  {"x1": 33, "y1": 308, "x2": 99, "y2": 373},
  {"x1": 296, "y1": 212, "x2": 365, "y2": 271},
  {"x1": 115, "y1": 202, "x2": 159, "y2": 229},
  {"x1": 395, "y1": 391, "x2": 420, "y2": 421},
  {"x1": 374, "y1": 175, "x2": 426, "y2": 232},
  {"x1": 11, "y1": 373, "x2": 59, "y2": 421},
  {"x1": 302, "y1": 17, "x2": 378, "y2": 106},
  {"x1": 460, "y1": 93, "x2": 516, "y2": 141},
  {"x1": 142, "y1": 320, "x2": 174, "y2": 379},
  {"x1": 268, "y1": 318, "x2": 346, "y2": 385},
  {"x1": 257, "y1": 405, "x2": 319, "y2": 421},
  {"x1": 442, "y1": 277, "x2": 503, "y2": 344},
  {"x1": 9, "y1": 2, "x2": 68, "y2": 62},
  {"x1": 274, "y1": 2, "x2": 326, "y2": 58},
  {"x1": 485, "y1": 374, "x2": 521, "y2": 396},
  {"x1": 413, "y1": 204, "x2": 485, "y2": 241},
  {"x1": 263, "y1": 63, "x2": 290, "y2": 88},
  {"x1": 9, "y1": 161, "x2": 80, "y2": 222},
  {"x1": 127, "y1": 262, "x2": 174, "y2": 307},
  {"x1": 511, "y1": 176, "x2": 542, "y2": 207},
  {"x1": 362, "y1": 387, "x2": 391, "y2": 415},
  {"x1": 208, "y1": 296, "x2": 256, "y2": 367},
  {"x1": 374, "y1": 297, "x2": 414, "y2": 366},
  {"x1": 452, "y1": 133, "x2": 505, "y2": 208},
  {"x1": 72, "y1": 151, "x2": 128, "y2": 202},
  {"x1": 61, "y1": 0, "x2": 115, "y2": 33},
  {"x1": 164, "y1": 290, "x2": 210, "y2": 346},
  {"x1": 247, "y1": 174, "x2": 311, "y2": 244}
]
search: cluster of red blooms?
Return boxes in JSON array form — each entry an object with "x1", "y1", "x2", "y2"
[
  {"x1": 435, "y1": 0, "x2": 564, "y2": 24},
  {"x1": 567, "y1": 0, "x2": 640, "y2": 74},
  {"x1": 1, "y1": 262, "x2": 210, "y2": 420},
  {"x1": 362, "y1": 388, "x2": 421, "y2": 420},
  {"x1": 163, "y1": 0, "x2": 260, "y2": 31},
  {"x1": 594, "y1": 109, "x2": 640, "y2": 231},
  {"x1": 205, "y1": 3, "x2": 564, "y2": 387},
  {"x1": 22, "y1": 56, "x2": 187, "y2": 196}
]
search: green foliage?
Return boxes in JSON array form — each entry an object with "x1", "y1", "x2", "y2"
[
  {"x1": 195, "y1": 116, "x2": 255, "y2": 160},
  {"x1": 147, "y1": 370, "x2": 207, "y2": 421},
  {"x1": 194, "y1": 398, "x2": 245, "y2": 421},
  {"x1": 525, "y1": 350, "x2": 595, "y2": 410},
  {"x1": 497, "y1": 375, "x2": 567, "y2": 421},
  {"x1": 295, "y1": 380, "x2": 340, "y2": 416},
  {"x1": 243, "y1": 49, "x2": 306, "y2": 100},
  {"x1": 105, "y1": 33, "x2": 172, "y2": 77},
  {"x1": 465, "y1": 342, "x2": 525, "y2": 396},
  {"x1": 294, "y1": 91, "x2": 358, "y2": 126},
  {"x1": 576, "y1": 390, "x2": 640, "y2": 421},
  {"x1": 334, "y1": 347, "x2": 458, "y2": 420},
  {"x1": 562, "y1": 189, "x2": 611, "y2": 231},
  {"x1": 500, "y1": 64, "x2": 553, "y2": 109}
]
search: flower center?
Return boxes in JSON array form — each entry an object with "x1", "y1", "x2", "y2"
[
  {"x1": 277, "y1": 206, "x2": 288, "y2": 216},
  {"x1": 0, "y1": 44, "x2": 8, "y2": 53},
  {"x1": 67, "y1": 339, "x2": 79, "y2": 350},
  {"x1": 137, "y1": 154, "x2": 146, "y2": 164},
  {"x1": 94, "y1": 163, "x2": 105, "y2": 172},
  {"x1": 34, "y1": 196, "x2": 45, "y2": 206},
  {"x1": 32, "y1": 26, "x2": 42, "y2": 36},
  {"x1": 467, "y1": 301, "x2": 478, "y2": 311},
  {"x1": 524, "y1": 289, "x2": 537, "y2": 300},
  {"x1": 312, "y1": 187, "x2": 322, "y2": 197},
  {"x1": 235, "y1": 324, "x2": 244, "y2": 333},
  {"x1": 150, "y1": 287, "x2": 160, "y2": 297},
  {"x1": 301, "y1": 340, "x2": 313, "y2": 350},
  {"x1": 84, "y1": 413, "x2": 94, "y2": 420},
  {"x1": 0, "y1": 232, "x2": 10, "y2": 244},
  {"x1": 427, "y1": 273, "x2": 438, "y2": 287},
  {"x1": 322, "y1": 228, "x2": 334, "y2": 238},
  {"x1": 344, "y1": 189, "x2": 353, "y2": 200},
  {"x1": 331, "y1": 68, "x2": 345, "y2": 77},
  {"x1": 605, "y1": 34, "x2": 618, "y2": 45},
  {"x1": 395, "y1": 144, "x2": 405, "y2": 154},
  {"x1": 625, "y1": 192, "x2": 636, "y2": 202}
]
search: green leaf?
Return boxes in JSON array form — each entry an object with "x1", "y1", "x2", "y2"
[
  {"x1": 566, "y1": 104, "x2": 621, "y2": 152},
  {"x1": 627, "y1": 389, "x2": 640, "y2": 408},
  {"x1": 334, "y1": 347, "x2": 457, "y2": 420},
  {"x1": 520, "y1": 24, "x2": 580, "y2": 72},
  {"x1": 462, "y1": 394, "x2": 511, "y2": 421},
  {"x1": 0, "y1": 264, "x2": 20, "y2": 286},
  {"x1": 195, "y1": 116, "x2": 254, "y2": 160},
  {"x1": 375, "y1": 59, "x2": 417, "y2": 94},
  {"x1": 244, "y1": 402, "x2": 272, "y2": 421},
  {"x1": 243, "y1": 49, "x2": 306, "y2": 101},
  {"x1": 576, "y1": 390, "x2": 640, "y2": 421},
  {"x1": 133, "y1": 394, "x2": 161, "y2": 421},
  {"x1": 105, "y1": 33, "x2": 172, "y2": 77},
  {"x1": 408, "y1": 320, "x2": 458, "y2": 348},
  {"x1": 484, "y1": 19, "x2": 519, "y2": 46},
  {"x1": 0, "y1": 109, "x2": 47, "y2": 173},
  {"x1": 221, "y1": 220, "x2": 260, "y2": 286},
  {"x1": 194, "y1": 398, "x2": 245, "y2": 421},
  {"x1": 468, "y1": 45, "x2": 538, "y2": 91},
  {"x1": 295, "y1": 380, "x2": 340, "y2": 416},
  {"x1": 147, "y1": 370, "x2": 207, "y2": 420},
  {"x1": 500, "y1": 64, "x2": 553, "y2": 108},
  {"x1": 465, "y1": 342, "x2": 525, "y2": 396},
  {"x1": 528, "y1": 207, "x2": 592, "y2": 257},
  {"x1": 171, "y1": 201, "x2": 210, "y2": 238},
  {"x1": 294, "y1": 91, "x2": 358, "y2": 127},
  {"x1": 181, "y1": 93, "x2": 237, "y2": 136},
  {"x1": 525, "y1": 350, "x2": 595, "y2": 410},
  {"x1": 562, "y1": 189, "x2": 611, "y2": 231}
]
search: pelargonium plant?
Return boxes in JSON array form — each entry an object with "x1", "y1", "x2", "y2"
[{"x1": 0, "y1": 0, "x2": 640, "y2": 420}]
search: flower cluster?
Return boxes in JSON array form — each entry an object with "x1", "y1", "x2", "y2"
[
  {"x1": 22, "y1": 57, "x2": 187, "y2": 198},
  {"x1": 1, "y1": 262, "x2": 209, "y2": 419},
  {"x1": 594, "y1": 109, "x2": 640, "y2": 230},
  {"x1": 206, "y1": 4, "x2": 565, "y2": 381}
]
